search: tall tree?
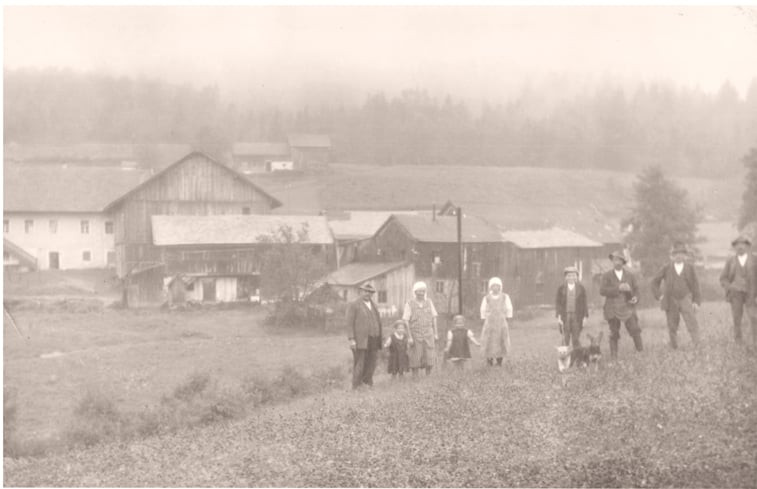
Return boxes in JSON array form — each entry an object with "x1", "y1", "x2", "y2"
[
  {"x1": 622, "y1": 166, "x2": 702, "y2": 276},
  {"x1": 738, "y1": 148, "x2": 757, "y2": 230}
]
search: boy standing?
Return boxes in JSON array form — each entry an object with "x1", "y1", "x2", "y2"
[
  {"x1": 555, "y1": 266, "x2": 589, "y2": 348},
  {"x1": 651, "y1": 242, "x2": 701, "y2": 349}
]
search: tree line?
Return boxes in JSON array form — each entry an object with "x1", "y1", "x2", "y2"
[{"x1": 5, "y1": 67, "x2": 757, "y2": 177}]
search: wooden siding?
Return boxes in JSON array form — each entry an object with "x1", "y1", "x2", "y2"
[{"x1": 331, "y1": 263, "x2": 415, "y2": 318}]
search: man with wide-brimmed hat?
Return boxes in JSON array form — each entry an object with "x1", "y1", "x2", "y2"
[
  {"x1": 600, "y1": 250, "x2": 643, "y2": 359},
  {"x1": 651, "y1": 242, "x2": 702, "y2": 349},
  {"x1": 555, "y1": 265, "x2": 589, "y2": 348},
  {"x1": 719, "y1": 235, "x2": 757, "y2": 345},
  {"x1": 346, "y1": 282, "x2": 383, "y2": 389}
]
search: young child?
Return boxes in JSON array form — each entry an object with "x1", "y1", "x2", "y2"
[
  {"x1": 444, "y1": 315, "x2": 481, "y2": 369},
  {"x1": 384, "y1": 320, "x2": 410, "y2": 378}
]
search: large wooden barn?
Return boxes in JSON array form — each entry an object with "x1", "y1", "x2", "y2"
[{"x1": 103, "y1": 152, "x2": 283, "y2": 305}]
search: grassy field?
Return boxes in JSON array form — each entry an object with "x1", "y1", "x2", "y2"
[{"x1": 5, "y1": 302, "x2": 757, "y2": 487}]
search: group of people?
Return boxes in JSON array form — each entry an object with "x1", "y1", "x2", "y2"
[{"x1": 346, "y1": 235, "x2": 757, "y2": 389}]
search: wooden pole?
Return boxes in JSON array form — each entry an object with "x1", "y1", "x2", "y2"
[{"x1": 457, "y1": 207, "x2": 463, "y2": 315}]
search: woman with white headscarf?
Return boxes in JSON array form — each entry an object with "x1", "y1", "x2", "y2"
[
  {"x1": 480, "y1": 277, "x2": 513, "y2": 366},
  {"x1": 403, "y1": 281, "x2": 439, "y2": 375}
]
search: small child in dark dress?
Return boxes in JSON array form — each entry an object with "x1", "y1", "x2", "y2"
[
  {"x1": 444, "y1": 315, "x2": 481, "y2": 369},
  {"x1": 384, "y1": 320, "x2": 410, "y2": 378}
]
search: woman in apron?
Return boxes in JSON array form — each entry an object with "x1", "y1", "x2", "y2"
[{"x1": 480, "y1": 277, "x2": 513, "y2": 366}]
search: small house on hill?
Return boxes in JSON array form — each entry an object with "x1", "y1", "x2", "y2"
[
  {"x1": 316, "y1": 261, "x2": 415, "y2": 317},
  {"x1": 364, "y1": 214, "x2": 503, "y2": 315},
  {"x1": 287, "y1": 134, "x2": 331, "y2": 169},
  {"x1": 3, "y1": 166, "x2": 149, "y2": 271},
  {"x1": 232, "y1": 142, "x2": 291, "y2": 174},
  {"x1": 103, "y1": 151, "x2": 283, "y2": 305},
  {"x1": 500, "y1": 227, "x2": 605, "y2": 307},
  {"x1": 153, "y1": 214, "x2": 335, "y2": 304}
]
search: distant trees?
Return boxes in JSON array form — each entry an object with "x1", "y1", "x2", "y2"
[
  {"x1": 622, "y1": 166, "x2": 702, "y2": 276},
  {"x1": 5, "y1": 68, "x2": 757, "y2": 177},
  {"x1": 738, "y1": 148, "x2": 757, "y2": 232}
]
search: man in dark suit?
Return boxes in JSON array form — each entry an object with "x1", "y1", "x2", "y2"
[
  {"x1": 346, "y1": 282, "x2": 383, "y2": 389},
  {"x1": 600, "y1": 250, "x2": 643, "y2": 359},
  {"x1": 555, "y1": 266, "x2": 589, "y2": 348},
  {"x1": 720, "y1": 235, "x2": 757, "y2": 346},
  {"x1": 651, "y1": 242, "x2": 702, "y2": 349}
]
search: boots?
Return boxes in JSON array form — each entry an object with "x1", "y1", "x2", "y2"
[
  {"x1": 610, "y1": 339, "x2": 618, "y2": 360},
  {"x1": 669, "y1": 330, "x2": 678, "y2": 350},
  {"x1": 632, "y1": 333, "x2": 644, "y2": 352}
]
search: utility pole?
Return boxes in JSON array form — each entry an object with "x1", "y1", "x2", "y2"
[{"x1": 457, "y1": 207, "x2": 463, "y2": 315}]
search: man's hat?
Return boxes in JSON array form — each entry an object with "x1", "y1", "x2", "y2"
[
  {"x1": 731, "y1": 235, "x2": 752, "y2": 247},
  {"x1": 358, "y1": 282, "x2": 376, "y2": 293},
  {"x1": 563, "y1": 266, "x2": 579, "y2": 275},
  {"x1": 608, "y1": 251, "x2": 627, "y2": 264},
  {"x1": 670, "y1": 242, "x2": 690, "y2": 255}
]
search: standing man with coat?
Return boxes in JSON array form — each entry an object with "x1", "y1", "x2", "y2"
[
  {"x1": 651, "y1": 242, "x2": 702, "y2": 349},
  {"x1": 720, "y1": 235, "x2": 757, "y2": 346},
  {"x1": 600, "y1": 250, "x2": 644, "y2": 359},
  {"x1": 346, "y1": 282, "x2": 383, "y2": 389},
  {"x1": 555, "y1": 266, "x2": 589, "y2": 348}
]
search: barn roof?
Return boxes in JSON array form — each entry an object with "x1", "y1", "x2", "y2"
[
  {"x1": 103, "y1": 151, "x2": 283, "y2": 211},
  {"x1": 232, "y1": 142, "x2": 290, "y2": 156},
  {"x1": 500, "y1": 227, "x2": 602, "y2": 249},
  {"x1": 328, "y1": 211, "x2": 421, "y2": 241},
  {"x1": 3, "y1": 238, "x2": 38, "y2": 269},
  {"x1": 3, "y1": 165, "x2": 150, "y2": 213},
  {"x1": 385, "y1": 214, "x2": 502, "y2": 243},
  {"x1": 287, "y1": 134, "x2": 331, "y2": 148},
  {"x1": 152, "y1": 214, "x2": 334, "y2": 246},
  {"x1": 320, "y1": 261, "x2": 409, "y2": 286}
]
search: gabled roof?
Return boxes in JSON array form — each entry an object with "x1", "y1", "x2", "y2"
[
  {"x1": 287, "y1": 134, "x2": 331, "y2": 148},
  {"x1": 152, "y1": 214, "x2": 334, "y2": 246},
  {"x1": 3, "y1": 238, "x2": 38, "y2": 269},
  {"x1": 3, "y1": 165, "x2": 150, "y2": 213},
  {"x1": 103, "y1": 151, "x2": 283, "y2": 211},
  {"x1": 328, "y1": 210, "x2": 421, "y2": 241},
  {"x1": 383, "y1": 214, "x2": 502, "y2": 243},
  {"x1": 500, "y1": 227, "x2": 602, "y2": 249},
  {"x1": 232, "y1": 142, "x2": 290, "y2": 156},
  {"x1": 320, "y1": 261, "x2": 409, "y2": 286}
]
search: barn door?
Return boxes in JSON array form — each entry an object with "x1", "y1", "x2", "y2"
[
  {"x1": 48, "y1": 252, "x2": 60, "y2": 270},
  {"x1": 202, "y1": 279, "x2": 216, "y2": 302}
]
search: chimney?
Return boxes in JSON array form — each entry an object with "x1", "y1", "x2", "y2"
[{"x1": 432, "y1": 203, "x2": 436, "y2": 222}]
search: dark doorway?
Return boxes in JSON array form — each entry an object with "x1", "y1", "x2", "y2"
[
  {"x1": 49, "y1": 252, "x2": 60, "y2": 270},
  {"x1": 202, "y1": 279, "x2": 216, "y2": 302}
]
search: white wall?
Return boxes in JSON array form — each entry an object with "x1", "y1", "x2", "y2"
[{"x1": 3, "y1": 212, "x2": 115, "y2": 270}]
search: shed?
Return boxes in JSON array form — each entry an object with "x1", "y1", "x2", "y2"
[{"x1": 232, "y1": 142, "x2": 291, "y2": 174}]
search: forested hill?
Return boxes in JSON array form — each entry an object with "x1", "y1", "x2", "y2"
[{"x1": 5, "y1": 68, "x2": 757, "y2": 177}]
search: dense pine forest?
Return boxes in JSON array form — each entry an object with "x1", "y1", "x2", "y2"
[{"x1": 5, "y1": 68, "x2": 757, "y2": 176}]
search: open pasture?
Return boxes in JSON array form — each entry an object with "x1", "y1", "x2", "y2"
[{"x1": 4, "y1": 302, "x2": 757, "y2": 487}]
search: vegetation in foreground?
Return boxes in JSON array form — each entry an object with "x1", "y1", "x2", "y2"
[{"x1": 5, "y1": 318, "x2": 757, "y2": 488}]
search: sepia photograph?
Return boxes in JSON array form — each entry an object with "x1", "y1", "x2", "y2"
[{"x1": 3, "y1": 4, "x2": 757, "y2": 487}]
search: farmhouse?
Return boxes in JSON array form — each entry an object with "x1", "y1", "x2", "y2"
[
  {"x1": 153, "y1": 214, "x2": 335, "y2": 304},
  {"x1": 103, "y1": 151, "x2": 283, "y2": 305},
  {"x1": 500, "y1": 227, "x2": 605, "y2": 307},
  {"x1": 363, "y1": 214, "x2": 503, "y2": 315},
  {"x1": 287, "y1": 134, "x2": 331, "y2": 170},
  {"x1": 3, "y1": 166, "x2": 149, "y2": 271},
  {"x1": 231, "y1": 142, "x2": 291, "y2": 174},
  {"x1": 316, "y1": 261, "x2": 415, "y2": 317}
]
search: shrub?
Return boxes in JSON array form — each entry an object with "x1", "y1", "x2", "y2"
[
  {"x1": 172, "y1": 371, "x2": 211, "y2": 401},
  {"x1": 64, "y1": 388, "x2": 126, "y2": 448}
]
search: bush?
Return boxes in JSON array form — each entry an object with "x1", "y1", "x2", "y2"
[
  {"x1": 172, "y1": 371, "x2": 211, "y2": 401},
  {"x1": 64, "y1": 388, "x2": 126, "y2": 448}
]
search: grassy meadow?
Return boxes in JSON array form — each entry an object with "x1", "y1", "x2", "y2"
[{"x1": 4, "y1": 302, "x2": 757, "y2": 487}]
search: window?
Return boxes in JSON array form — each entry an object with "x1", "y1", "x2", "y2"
[
  {"x1": 242, "y1": 207, "x2": 251, "y2": 215},
  {"x1": 3, "y1": 220, "x2": 8, "y2": 233},
  {"x1": 82, "y1": 251, "x2": 91, "y2": 262},
  {"x1": 24, "y1": 220, "x2": 33, "y2": 234},
  {"x1": 105, "y1": 221, "x2": 114, "y2": 234},
  {"x1": 471, "y1": 262, "x2": 482, "y2": 277},
  {"x1": 49, "y1": 220, "x2": 58, "y2": 234},
  {"x1": 431, "y1": 251, "x2": 442, "y2": 265},
  {"x1": 378, "y1": 290, "x2": 388, "y2": 303},
  {"x1": 81, "y1": 220, "x2": 90, "y2": 234},
  {"x1": 435, "y1": 281, "x2": 445, "y2": 294}
]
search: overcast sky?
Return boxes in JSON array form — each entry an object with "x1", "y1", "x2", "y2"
[{"x1": 4, "y1": 6, "x2": 757, "y2": 106}]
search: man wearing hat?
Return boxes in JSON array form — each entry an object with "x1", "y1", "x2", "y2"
[
  {"x1": 346, "y1": 282, "x2": 383, "y2": 389},
  {"x1": 651, "y1": 242, "x2": 702, "y2": 349},
  {"x1": 403, "y1": 281, "x2": 439, "y2": 376},
  {"x1": 555, "y1": 266, "x2": 589, "y2": 348},
  {"x1": 600, "y1": 250, "x2": 643, "y2": 359},
  {"x1": 719, "y1": 235, "x2": 757, "y2": 345}
]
